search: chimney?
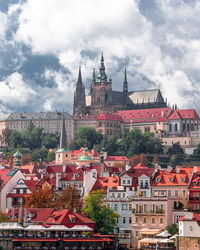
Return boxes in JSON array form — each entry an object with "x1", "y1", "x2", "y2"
[
  {"x1": 167, "y1": 166, "x2": 173, "y2": 173},
  {"x1": 193, "y1": 166, "x2": 198, "y2": 173},
  {"x1": 176, "y1": 166, "x2": 181, "y2": 174}
]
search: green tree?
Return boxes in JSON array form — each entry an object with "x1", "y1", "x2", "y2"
[
  {"x1": 47, "y1": 151, "x2": 55, "y2": 162},
  {"x1": 73, "y1": 127, "x2": 103, "y2": 150},
  {"x1": 42, "y1": 133, "x2": 59, "y2": 149},
  {"x1": 166, "y1": 223, "x2": 178, "y2": 235},
  {"x1": 0, "y1": 211, "x2": 10, "y2": 222},
  {"x1": 170, "y1": 154, "x2": 185, "y2": 166},
  {"x1": 83, "y1": 190, "x2": 119, "y2": 234},
  {"x1": 10, "y1": 130, "x2": 23, "y2": 149},
  {"x1": 193, "y1": 144, "x2": 200, "y2": 154},
  {"x1": 168, "y1": 142, "x2": 184, "y2": 155}
]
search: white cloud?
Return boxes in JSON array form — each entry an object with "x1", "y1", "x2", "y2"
[
  {"x1": 0, "y1": 0, "x2": 198, "y2": 113},
  {"x1": 0, "y1": 72, "x2": 37, "y2": 107}
]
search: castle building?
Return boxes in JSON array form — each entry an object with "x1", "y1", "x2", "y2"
[{"x1": 73, "y1": 53, "x2": 167, "y2": 116}]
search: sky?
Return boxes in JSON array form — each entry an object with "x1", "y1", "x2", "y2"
[{"x1": 0, "y1": 0, "x2": 200, "y2": 115}]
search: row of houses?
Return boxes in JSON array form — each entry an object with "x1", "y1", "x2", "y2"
[{"x1": 0, "y1": 107, "x2": 200, "y2": 151}]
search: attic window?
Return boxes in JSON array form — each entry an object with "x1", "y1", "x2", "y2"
[
  {"x1": 169, "y1": 178, "x2": 173, "y2": 183},
  {"x1": 180, "y1": 178, "x2": 185, "y2": 183},
  {"x1": 156, "y1": 178, "x2": 160, "y2": 183}
]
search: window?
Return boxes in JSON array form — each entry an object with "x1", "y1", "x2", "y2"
[
  {"x1": 143, "y1": 217, "x2": 146, "y2": 223},
  {"x1": 169, "y1": 124, "x2": 172, "y2": 132},
  {"x1": 123, "y1": 217, "x2": 126, "y2": 223},
  {"x1": 135, "y1": 217, "x2": 138, "y2": 223},
  {"x1": 129, "y1": 204, "x2": 132, "y2": 211},
  {"x1": 114, "y1": 204, "x2": 117, "y2": 210},
  {"x1": 129, "y1": 217, "x2": 132, "y2": 224},
  {"x1": 144, "y1": 204, "x2": 147, "y2": 213},
  {"x1": 122, "y1": 180, "x2": 126, "y2": 184},
  {"x1": 175, "y1": 190, "x2": 178, "y2": 197},
  {"x1": 145, "y1": 127, "x2": 150, "y2": 132},
  {"x1": 169, "y1": 178, "x2": 173, "y2": 183},
  {"x1": 135, "y1": 231, "x2": 139, "y2": 237},
  {"x1": 175, "y1": 123, "x2": 178, "y2": 132},
  {"x1": 152, "y1": 218, "x2": 155, "y2": 224},
  {"x1": 160, "y1": 218, "x2": 163, "y2": 224},
  {"x1": 168, "y1": 190, "x2": 171, "y2": 197},
  {"x1": 127, "y1": 180, "x2": 131, "y2": 185},
  {"x1": 122, "y1": 204, "x2": 127, "y2": 210}
]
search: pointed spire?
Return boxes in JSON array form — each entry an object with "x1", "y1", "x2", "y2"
[
  {"x1": 97, "y1": 52, "x2": 107, "y2": 82},
  {"x1": 77, "y1": 66, "x2": 83, "y2": 87},
  {"x1": 92, "y1": 68, "x2": 96, "y2": 82},
  {"x1": 123, "y1": 67, "x2": 128, "y2": 93},
  {"x1": 59, "y1": 110, "x2": 68, "y2": 151}
]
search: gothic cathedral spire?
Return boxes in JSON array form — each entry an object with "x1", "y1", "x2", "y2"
[
  {"x1": 97, "y1": 52, "x2": 107, "y2": 82},
  {"x1": 123, "y1": 67, "x2": 128, "y2": 93},
  {"x1": 73, "y1": 66, "x2": 86, "y2": 116}
]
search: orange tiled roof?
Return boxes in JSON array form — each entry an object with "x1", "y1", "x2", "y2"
[{"x1": 91, "y1": 176, "x2": 119, "y2": 194}]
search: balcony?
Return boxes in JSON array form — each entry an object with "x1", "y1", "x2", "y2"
[{"x1": 133, "y1": 209, "x2": 165, "y2": 214}]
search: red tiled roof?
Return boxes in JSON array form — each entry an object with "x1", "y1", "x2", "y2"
[
  {"x1": 91, "y1": 176, "x2": 119, "y2": 194},
  {"x1": 0, "y1": 169, "x2": 13, "y2": 190},
  {"x1": 97, "y1": 113, "x2": 122, "y2": 121},
  {"x1": 118, "y1": 108, "x2": 171, "y2": 123},
  {"x1": 152, "y1": 167, "x2": 193, "y2": 186},
  {"x1": 168, "y1": 109, "x2": 199, "y2": 120},
  {"x1": 7, "y1": 208, "x2": 55, "y2": 223},
  {"x1": 105, "y1": 156, "x2": 128, "y2": 161},
  {"x1": 45, "y1": 210, "x2": 95, "y2": 227}
]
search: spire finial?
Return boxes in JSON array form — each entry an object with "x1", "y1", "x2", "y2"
[{"x1": 97, "y1": 52, "x2": 107, "y2": 82}]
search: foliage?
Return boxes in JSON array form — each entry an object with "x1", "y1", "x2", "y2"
[
  {"x1": 170, "y1": 154, "x2": 185, "y2": 166},
  {"x1": 168, "y1": 142, "x2": 184, "y2": 155},
  {"x1": 0, "y1": 128, "x2": 11, "y2": 147},
  {"x1": 25, "y1": 186, "x2": 54, "y2": 208},
  {"x1": 70, "y1": 127, "x2": 103, "y2": 150},
  {"x1": 140, "y1": 153, "x2": 148, "y2": 165},
  {"x1": 10, "y1": 130, "x2": 23, "y2": 149},
  {"x1": 21, "y1": 154, "x2": 32, "y2": 165},
  {"x1": 193, "y1": 144, "x2": 200, "y2": 155},
  {"x1": 82, "y1": 190, "x2": 119, "y2": 234},
  {"x1": 55, "y1": 186, "x2": 82, "y2": 211},
  {"x1": 152, "y1": 156, "x2": 159, "y2": 165},
  {"x1": 47, "y1": 151, "x2": 55, "y2": 163},
  {"x1": 42, "y1": 133, "x2": 59, "y2": 149},
  {"x1": 129, "y1": 155, "x2": 140, "y2": 167},
  {"x1": 0, "y1": 212, "x2": 10, "y2": 223},
  {"x1": 166, "y1": 223, "x2": 178, "y2": 235}
]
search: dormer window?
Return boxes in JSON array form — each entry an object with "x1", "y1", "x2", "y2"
[
  {"x1": 156, "y1": 178, "x2": 160, "y2": 183},
  {"x1": 180, "y1": 178, "x2": 185, "y2": 183},
  {"x1": 169, "y1": 178, "x2": 173, "y2": 183}
]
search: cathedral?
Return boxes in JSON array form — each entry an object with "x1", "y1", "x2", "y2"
[{"x1": 73, "y1": 54, "x2": 167, "y2": 116}]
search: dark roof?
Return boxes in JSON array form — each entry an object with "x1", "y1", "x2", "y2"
[{"x1": 106, "y1": 91, "x2": 132, "y2": 105}]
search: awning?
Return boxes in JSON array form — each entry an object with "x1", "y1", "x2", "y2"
[
  {"x1": 44, "y1": 225, "x2": 70, "y2": 231},
  {"x1": 70, "y1": 225, "x2": 93, "y2": 231},
  {"x1": 156, "y1": 230, "x2": 172, "y2": 238},
  {"x1": 63, "y1": 238, "x2": 115, "y2": 242},
  {"x1": 0, "y1": 223, "x2": 23, "y2": 230},
  {"x1": 13, "y1": 238, "x2": 58, "y2": 242},
  {"x1": 140, "y1": 228, "x2": 162, "y2": 235},
  {"x1": 24, "y1": 225, "x2": 48, "y2": 231}
]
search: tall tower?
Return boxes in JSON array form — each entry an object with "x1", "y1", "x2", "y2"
[
  {"x1": 123, "y1": 68, "x2": 128, "y2": 93},
  {"x1": 73, "y1": 67, "x2": 86, "y2": 116},
  {"x1": 90, "y1": 53, "x2": 112, "y2": 114}
]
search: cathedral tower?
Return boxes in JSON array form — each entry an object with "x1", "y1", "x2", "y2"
[
  {"x1": 90, "y1": 53, "x2": 112, "y2": 114},
  {"x1": 73, "y1": 67, "x2": 86, "y2": 116}
]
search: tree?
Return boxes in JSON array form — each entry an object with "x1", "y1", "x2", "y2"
[
  {"x1": 129, "y1": 155, "x2": 140, "y2": 167},
  {"x1": 74, "y1": 127, "x2": 103, "y2": 149},
  {"x1": 25, "y1": 186, "x2": 54, "y2": 208},
  {"x1": 83, "y1": 190, "x2": 119, "y2": 234},
  {"x1": 0, "y1": 128, "x2": 11, "y2": 147},
  {"x1": 55, "y1": 186, "x2": 82, "y2": 211},
  {"x1": 47, "y1": 151, "x2": 55, "y2": 163},
  {"x1": 140, "y1": 153, "x2": 148, "y2": 166},
  {"x1": 42, "y1": 133, "x2": 59, "y2": 149},
  {"x1": 193, "y1": 144, "x2": 200, "y2": 154},
  {"x1": 10, "y1": 130, "x2": 23, "y2": 149},
  {"x1": 168, "y1": 142, "x2": 184, "y2": 155},
  {"x1": 166, "y1": 223, "x2": 178, "y2": 235},
  {"x1": 152, "y1": 156, "x2": 159, "y2": 165},
  {"x1": 0, "y1": 212, "x2": 10, "y2": 222},
  {"x1": 170, "y1": 154, "x2": 185, "y2": 166}
]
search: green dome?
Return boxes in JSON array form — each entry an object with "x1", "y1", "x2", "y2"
[
  {"x1": 78, "y1": 155, "x2": 93, "y2": 162},
  {"x1": 14, "y1": 150, "x2": 22, "y2": 159},
  {"x1": 83, "y1": 147, "x2": 89, "y2": 152}
]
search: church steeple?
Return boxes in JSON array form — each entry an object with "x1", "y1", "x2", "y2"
[
  {"x1": 123, "y1": 68, "x2": 128, "y2": 93},
  {"x1": 59, "y1": 111, "x2": 67, "y2": 150},
  {"x1": 73, "y1": 66, "x2": 86, "y2": 116},
  {"x1": 97, "y1": 52, "x2": 107, "y2": 82},
  {"x1": 92, "y1": 68, "x2": 96, "y2": 82}
]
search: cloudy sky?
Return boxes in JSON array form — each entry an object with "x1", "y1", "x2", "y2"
[{"x1": 0, "y1": 0, "x2": 200, "y2": 114}]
